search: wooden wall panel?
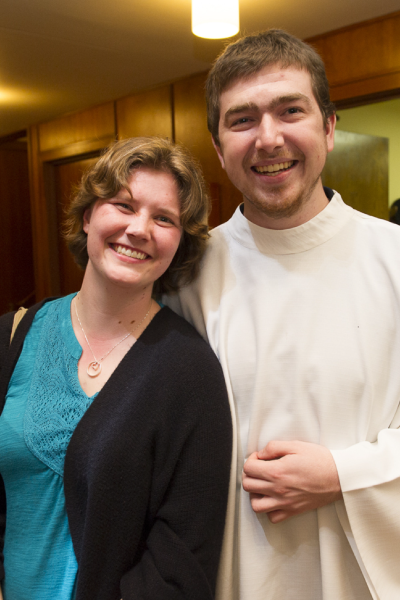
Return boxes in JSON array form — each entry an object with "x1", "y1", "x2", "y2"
[
  {"x1": 0, "y1": 143, "x2": 35, "y2": 314},
  {"x1": 307, "y1": 11, "x2": 400, "y2": 103},
  {"x1": 28, "y1": 125, "x2": 60, "y2": 299},
  {"x1": 174, "y1": 73, "x2": 242, "y2": 226},
  {"x1": 117, "y1": 86, "x2": 173, "y2": 139},
  {"x1": 39, "y1": 102, "x2": 116, "y2": 154}
]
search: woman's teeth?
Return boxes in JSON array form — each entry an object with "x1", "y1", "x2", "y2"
[{"x1": 114, "y1": 245, "x2": 147, "y2": 259}]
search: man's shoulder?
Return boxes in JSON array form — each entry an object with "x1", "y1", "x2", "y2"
[
  {"x1": 207, "y1": 217, "x2": 232, "y2": 245},
  {"x1": 348, "y1": 204, "x2": 400, "y2": 242},
  {"x1": 199, "y1": 215, "x2": 237, "y2": 267}
]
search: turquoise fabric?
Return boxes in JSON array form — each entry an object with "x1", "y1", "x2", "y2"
[{"x1": 0, "y1": 294, "x2": 97, "y2": 600}]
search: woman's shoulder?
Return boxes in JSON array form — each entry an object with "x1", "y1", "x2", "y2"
[
  {"x1": 145, "y1": 306, "x2": 228, "y2": 397},
  {"x1": 0, "y1": 296, "x2": 68, "y2": 348},
  {"x1": 149, "y1": 306, "x2": 216, "y2": 360}
]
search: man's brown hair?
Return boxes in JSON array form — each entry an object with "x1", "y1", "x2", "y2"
[
  {"x1": 64, "y1": 137, "x2": 211, "y2": 295},
  {"x1": 206, "y1": 29, "x2": 336, "y2": 145}
]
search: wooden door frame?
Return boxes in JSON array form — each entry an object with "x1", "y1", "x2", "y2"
[{"x1": 28, "y1": 126, "x2": 116, "y2": 300}]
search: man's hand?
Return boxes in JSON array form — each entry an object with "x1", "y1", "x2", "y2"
[{"x1": 242, "y1": 440, "x2": 342, "y2": 523}]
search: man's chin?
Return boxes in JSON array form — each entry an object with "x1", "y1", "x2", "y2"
[{"x1": 244, "y1": 194, "x2": 304, "y2": 221}]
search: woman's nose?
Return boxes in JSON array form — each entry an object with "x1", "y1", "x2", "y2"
[{"x1": 125, "y1": 213, "x2": 152, "y2": 239}]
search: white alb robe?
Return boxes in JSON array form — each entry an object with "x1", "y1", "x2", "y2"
[{"x1": 166, "y1": 193, "x2": 400, "y2": 600}]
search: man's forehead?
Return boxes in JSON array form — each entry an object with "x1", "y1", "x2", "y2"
[
  {"x1": 220, "y1": 64, "x2": 313, "y2": 98},
  {"x1": 219, "y1": 65, "x2": 315, "y2": 115}
]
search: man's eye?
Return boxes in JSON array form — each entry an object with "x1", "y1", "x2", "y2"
[
  {"x1": 286, "y1": 107, "x2": 302, "y2": 114},
  {"x1": 116, "y1": 202, "x2": 132, "y2": 210},
  {"x1": 232, "y1": 117, "x2": 250, "y2": 126}
]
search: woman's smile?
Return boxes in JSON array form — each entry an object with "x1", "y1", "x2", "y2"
[
  {"x1": 109, "y1": 243, "x2": 149, "y2": 261},
  {"x1": 83, "y1": 167, "x2": 182, "y2": 290}
]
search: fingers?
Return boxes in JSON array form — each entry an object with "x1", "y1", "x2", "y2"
[
  {"x1": 242, "y1": 472, "x2": 277, "y2": 495},
  {"x1": 242, "y1": 446, "x2": 287, "y2": 496},
  {"x1": 249, "y1": 492, "x2": 280, "y2": 512},
  {"x1": 249, "y1": 494, "x2": 292, "y2": 523},
  {"x1": 243, "y1": 457, "x2": 273, "y2": 480},
  {"x1": 268, "y1": 510, "x2": 290, "y2": 524},
  {"x1": 257, "y1": 440, "x2": 299, "y2": 461},
  {"x1": 243, "y1": 451, "x2": 285, "y2": 482}
]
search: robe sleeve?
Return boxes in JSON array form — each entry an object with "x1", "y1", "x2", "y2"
[{"x1": 331, "y1": 415, "x2": 400, "y2": 599}]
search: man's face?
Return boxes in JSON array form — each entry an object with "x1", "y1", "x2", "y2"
[{"x1": 214, "y1": 65, "x2": 336, "y2": 229}]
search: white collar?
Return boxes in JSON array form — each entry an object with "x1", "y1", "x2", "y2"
[{"x1": 226, "y1": 191, "x2": 353, "y2": 255}]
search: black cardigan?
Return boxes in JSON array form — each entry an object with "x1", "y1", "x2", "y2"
[{"x1": 0, "y1": 301, "x2": 232, "y2": 600}]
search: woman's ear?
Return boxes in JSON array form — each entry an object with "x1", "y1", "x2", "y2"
[{"x1": 83, "y1": 206, "x2": 93, "y2": 234}]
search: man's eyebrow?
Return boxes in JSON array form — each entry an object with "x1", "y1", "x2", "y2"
[
  {"x1": 223, "y1": 94, "x2": 313, "y2": 124},
  {"x1": 269, "y1": 93, "x2": 312, "y2": 110},
  {"x1": 223, "y1": 102, "x2": 258, "y2": 124}
]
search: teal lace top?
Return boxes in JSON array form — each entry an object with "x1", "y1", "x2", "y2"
[{"x1": 0, "y1": 294, "x2": 97, "y2": 599}]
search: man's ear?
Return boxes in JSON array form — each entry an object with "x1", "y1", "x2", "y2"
[
  {"x1": 212, "y1": 136, "x2": 226, "y2": 170},
  {"x1": 326, "y1": 113, "x2": 336, "y2": 154},
  {"x1": 83, "y1": 206, "x2": 93, "y2": 234}
]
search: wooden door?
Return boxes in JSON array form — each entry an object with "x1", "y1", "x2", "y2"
[
  {"x1": 322, "y1": 130, "x2": 388, "y2": 219},
  {"x1": 0, "y1": 141, "x2": 35, "y2": 314},
  {"x1": 54, "y1": 157, "x2": 98, "y2": 296}
]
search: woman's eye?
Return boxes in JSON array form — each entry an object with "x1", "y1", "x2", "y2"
[
  {"x1": 157, "y1": 216, "x2": 173, "y2": 224},
  {"x1": 116, "y1": 202, "x2": 132, "y2": 211}
]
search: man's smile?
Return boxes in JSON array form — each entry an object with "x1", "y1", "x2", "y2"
[{"x1": 252, "y1": 160, "x2": 296, "y2": 176}]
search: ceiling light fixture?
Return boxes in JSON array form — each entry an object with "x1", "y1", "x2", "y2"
[{"x1": 192, "y1": 0, "x2": 239, "y2": 39}]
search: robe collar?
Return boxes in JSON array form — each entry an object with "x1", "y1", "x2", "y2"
[{"x1": 226, "y1": 191, "x2": 353, "y2": 255}]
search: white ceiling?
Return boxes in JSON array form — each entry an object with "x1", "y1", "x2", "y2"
[{"x1": 1, "y1": 0, "x2": 399, "y2": 137}]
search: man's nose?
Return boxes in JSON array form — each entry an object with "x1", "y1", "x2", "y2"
[{"x1": 255, "y1": 115, "x2": 284, "y2": 153}]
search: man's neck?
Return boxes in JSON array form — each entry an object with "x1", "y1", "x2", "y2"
[{"x1": 243, "y1": 183, "x2": 331, "y2": 230}]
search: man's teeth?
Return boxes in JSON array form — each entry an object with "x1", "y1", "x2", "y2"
[
  {"x1": 115, "y1": 245, "x2": 147, "y2": 259},
  {"x1": 255, "y1": 161, "x2": 294, "y2": 174}
]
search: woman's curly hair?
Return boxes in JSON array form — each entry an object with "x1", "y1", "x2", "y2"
[{"x1": 64, "y1": 137, "x2": 211, "y2": 295}]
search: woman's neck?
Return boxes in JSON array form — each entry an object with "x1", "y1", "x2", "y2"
[{"x1": 76, "y1": 269, "x2": 155, "y2": 339}]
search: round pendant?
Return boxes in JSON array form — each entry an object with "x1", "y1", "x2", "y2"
[{"x1": 87, "y1": 361, "x2": 102, "y2": 377}]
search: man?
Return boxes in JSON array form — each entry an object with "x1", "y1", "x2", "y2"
[{"x1": 166, "y1": 30, "x2": 400, "y2": 600}]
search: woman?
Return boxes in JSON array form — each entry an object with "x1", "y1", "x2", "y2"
[{"x1": 0, "y1": 138, "x2": 232, "y2": 600}]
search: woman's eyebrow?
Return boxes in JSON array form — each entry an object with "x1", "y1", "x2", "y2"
[{"x1": 114, "y1": 189, "x2": 132, "y2": 200}]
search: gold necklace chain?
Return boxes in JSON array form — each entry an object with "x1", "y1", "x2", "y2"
[{"x1": 74, "y1": 293, "x2": 153, "y2": 378}]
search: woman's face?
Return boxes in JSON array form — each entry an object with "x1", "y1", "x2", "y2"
[{"x1": 83, "y1": 167, "x2": 182, "y2": 291}]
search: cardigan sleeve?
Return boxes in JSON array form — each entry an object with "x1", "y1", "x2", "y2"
[{"x1": 119, "y1": 346, "x2": 232, "y2": 600}]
